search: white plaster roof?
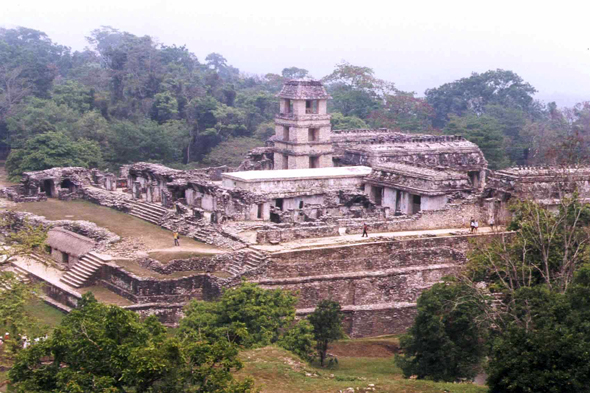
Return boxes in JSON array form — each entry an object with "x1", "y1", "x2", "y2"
[{"x1": 223, "y1": 166, "x2": 372, "y2": 182}]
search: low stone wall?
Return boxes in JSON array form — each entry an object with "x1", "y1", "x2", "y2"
[
  {"x1": 298, "y1": 302, "x2": 417, "y2": 338},
  {"x1": 25, "y1": 269, "x2": 81, "y2": 309},
  {"x1": 136, "y1": 253, "x2": 232, "y2": 274},
  {"x1": 100, "y1": 263, "x2": 225, "y2": 304},
  {"x1": 256, "y1": 200, "x2": 485, "y2": 244}
]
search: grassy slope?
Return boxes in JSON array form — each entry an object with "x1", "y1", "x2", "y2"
[
  {"x1": 236, "y1": 345, "x2": 487, "y2": 393},
  {"x1": 10, "y1": 199, "x2": 218, "y2": 252}
]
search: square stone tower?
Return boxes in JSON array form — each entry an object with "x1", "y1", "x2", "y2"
[{"x1": 273, "y1": 79, "x2": 333, "y2": 170}]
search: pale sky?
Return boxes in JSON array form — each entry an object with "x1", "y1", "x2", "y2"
[{"x1": 2, "y1": 0, "x2": 590, "y2": 106}]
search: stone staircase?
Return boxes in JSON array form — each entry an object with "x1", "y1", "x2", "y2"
[
  {"x1": 60, "y1": 252, "x2": 110, "y2": 288},
  {"x1": 127, "y1": 200, "x2": 169, "y2": 225},
  {"x1": 194, "y1": 226, "x2": 217, "y2": 244},
  {"x1": 0, "y1": 264, "x2": 31, "y2": 291},
  {"x1": 226, "y1": 249, "x2": 269, "y2": 276}
]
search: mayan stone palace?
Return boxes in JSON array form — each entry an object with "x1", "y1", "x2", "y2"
[{"x1": 2, "y1": 79, "x2": 589, "y2": 337}]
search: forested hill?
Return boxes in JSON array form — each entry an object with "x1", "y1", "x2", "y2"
[{"x1": 0, "y1": 26, "x2": 588, "y2": 179}]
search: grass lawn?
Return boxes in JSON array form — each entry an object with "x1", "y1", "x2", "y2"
[
  {"x1": 10, "y1": 199, "x2": 220, "y2": 253},
  {"x1": 236, "y1": 345, "x2": 487, "y2": 393},
  {"x1": 23, "y1": 298, "x2": 65, "y2": 330}
]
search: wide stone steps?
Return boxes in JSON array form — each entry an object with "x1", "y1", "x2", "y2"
[
  {"x1": 127, "y1": 200, "x2": 169, "y2": 225},
  {"x1": 60, "y1": 252, "x2": 109, "y2": 289},
  {"x1": 194, "y1": 227, "x2": 216, "y2": 243}
]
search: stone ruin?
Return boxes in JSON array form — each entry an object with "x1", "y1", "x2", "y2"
[{"x1": 5, "y1": 79, "x2": 590, "y2": 336}]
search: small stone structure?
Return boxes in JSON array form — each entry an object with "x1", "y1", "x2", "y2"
[{"x1": 46, "y1": 227, "x2": 95, "y2": 269}]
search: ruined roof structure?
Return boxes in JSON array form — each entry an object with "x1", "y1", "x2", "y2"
[
  {"x1": 340, "y1": 135, "x2": 487, "y2": 172},
  {"x1": 486, "y1": 166, "x2": 590, "y2": 201},
  {"x1": 277, "y1": 79, "x2": 332, "y2": 100},
  {"x1": 46, "y1": 227, "x2": 95, "y2": 258},
  {"x1": 367, "y1": 163, "x2": 472, "y2": 196}
]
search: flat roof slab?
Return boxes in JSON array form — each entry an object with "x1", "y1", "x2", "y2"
[{"x1": 223, "y1": 166, "x2": 372, "y2": 183}]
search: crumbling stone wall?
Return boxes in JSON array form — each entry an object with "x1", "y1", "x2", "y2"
[
  {"x1": 248, "y1": 235, "x2": 476, "y2": 335},
  {"x1": 100, "y1": 263, "x2": 225, "y2": 304}
]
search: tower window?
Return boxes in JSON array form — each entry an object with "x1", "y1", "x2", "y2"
[
  {"x1": 284, "y1": 99, "x2": 292, "y2": 114},
  {"x1": 283, "y1": 126, "x2": 290, "y2": 141},
  {"x1": 308, "y1": 128, "x2": 320, "y2": 142},
  {"x1": 306, "y1": 100, "x2": 319, "y2": 114},
  {"x1": 282, "y1": 154, "x2": 289, "y2": 169},
  {"x1": 309, "y1": 156, "x2": 320, "y2": 168}
]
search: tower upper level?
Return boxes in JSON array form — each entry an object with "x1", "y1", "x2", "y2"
[{"x1": 277, "y1": 79, "x2": 331, "y2": 117}]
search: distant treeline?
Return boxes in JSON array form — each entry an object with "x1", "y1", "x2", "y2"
[{"x1": 0, "y1": 26, "x2": 588, "y2": 178}]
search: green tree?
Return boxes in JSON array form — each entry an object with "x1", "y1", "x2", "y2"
[
  {"x1": 281, "y1": 67, "x2": 309, "y2": 79},
  {"x1": 200, "y1": 137, "x2": 264, "y2": 167},
  {"x1": 278, "y1": 320, "x2": 315, "y2": 362},
  {"x1": 0, "y1": 214, "x2": 47, "y2": 267},
  {"x1": 369, "y1": 93, "x2": 434, "y2": 133},
  {"x1": 487, "y1": 276, "x2": 590, "y2": 393},
  {"x1": 444, "y1": 114, "x2": 509, "y2": 169},
  {"x1": 425, "y1": 69, "x2": 537, "y2": 127},
  {"x1": 150, "y1": 91, "x2": 179, "y2": 123},
  {"x1": 330, "y1": 112, "x2": 368, "y2": 130},
  {"x1": 6, "y1": 131, "x2": 102, "y2": 179},
  {"x1": 0, "y1": 274, "x2": 47, "y2": 358},
  {"x1": 180, "y1": 282, "x2": 297, "y2": 349},
  {"x1": 105, "y1": 120, "x2": 188, "y2": 166},
  {"x1": 308, "y1": 300, "x2": 344, "y2": 366},
  {"x1": 51, "y1": 80, "x2": 94, "y2": 113},
  {"x1": 9, "y1": 293, "x2": 254, "y2": 393},
  {"x1": 5, "y1": 97, "x2": 79, "y2": 148},
  {"x1": 396, "y1": 280, "x2": 487, "y2": 382}
]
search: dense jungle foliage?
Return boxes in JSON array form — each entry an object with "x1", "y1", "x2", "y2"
[{"x1": 1, "y1": 26, "x2": 589, "y2": 178}]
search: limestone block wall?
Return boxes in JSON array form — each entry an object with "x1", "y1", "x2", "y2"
[
  {"x1": 100, "y1": 264, "x2": 224, "y2": 304},
  {"x1": 248, "y1": 235, "x2": 475, "y2": 337}
]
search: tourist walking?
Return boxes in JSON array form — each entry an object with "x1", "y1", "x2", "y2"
[
  {"x1": 474, "y1": 219, "x2": 479, "y2": 233},
  {"x1": 470, "y1": 218, "x2": 475, "y2": 233},
  {"x1": 173, "y1": 231, "x2": 180, "y2": 246},
  {"x1": 362, "y1": 223, "x2": 369, "y2": 237},
  {"x1": 489, "y1": 217, "x2": 495, "y2": 231}
]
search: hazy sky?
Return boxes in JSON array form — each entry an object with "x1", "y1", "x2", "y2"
[{"x1": 3, "y1": 0, "x2": 590, "y2": 106}]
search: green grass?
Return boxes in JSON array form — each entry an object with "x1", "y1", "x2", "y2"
[
  {"x1": 10, "y1": 199, "x2": 220, "y2": 252},
  {"x1": 236, "y1": 346, "x2": 487, "y2": 393},
  {"x1": 24, "y1": 298, "x2": 65, "y2": 330}
]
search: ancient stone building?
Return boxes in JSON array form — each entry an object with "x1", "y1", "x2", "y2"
[
  {"x1": 46, "y1": 227, "x2": 95, "y2": 269},
  {"x1": 273, "y1": 80, "x2": 333, "y2": 169},
  {"x1": 9, "y1": 78, "x2": 590, "y2": 337}
]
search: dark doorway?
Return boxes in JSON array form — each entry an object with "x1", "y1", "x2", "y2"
[
  {"x1": 276, "y1": 198, "x2": 284, "y2": 210},
  {"x1": 61, "y1": 252, "x2": 69, "y2": 264},
  {"x1": 257, "y1": 204, "x2": 264, "y2": 219},
  {"x1": 372, "y1": 186, "x2": 383, "y2": 206},
  {"x1": 270, "y1": 212, "x2": 281, "y2": 223},
  {"x1": 468, "y1": 171, "x2": 480, "y2": 188},
  {"x1": 42, "y1": 179, "x2": 54, "y2": 197},
  {"x1": 61, "y1": 179, "x2": 74, "y2": 191},
  {"x1": 412, "y1": 195, "x2": 422, "y2": 214}
]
